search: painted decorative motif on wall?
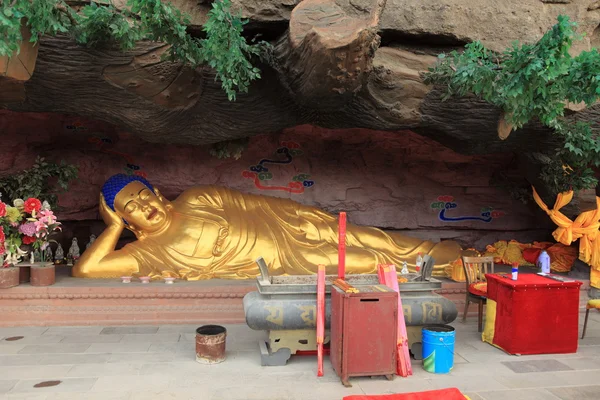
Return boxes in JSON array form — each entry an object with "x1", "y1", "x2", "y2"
[
  {"x1": 430, "y1": 195, "x2": 505, "y2": 223},
  {"x1": 242, "y1": 141, "x2": 315, "y2": 194}
]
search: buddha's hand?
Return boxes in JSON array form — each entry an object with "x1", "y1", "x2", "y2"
[{"x1": 99, "y1": 194, "x2": 125, "y2": 229}]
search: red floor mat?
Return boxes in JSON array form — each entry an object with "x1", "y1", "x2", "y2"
[{"x1": 343, "y1": 388, "x2": 467, "y2": 400}]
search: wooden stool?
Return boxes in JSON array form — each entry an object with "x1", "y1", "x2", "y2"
[{"x1": 582, "y1": 299, "x2": 600, "y2": 339}]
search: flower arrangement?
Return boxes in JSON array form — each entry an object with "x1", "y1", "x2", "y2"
[{"x1": 0, "y1": 196, "x2": 61, "y2": 267}]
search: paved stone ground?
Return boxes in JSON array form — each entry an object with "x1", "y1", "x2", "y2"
[{"x1": 1, "y1": 310, "x2": 600, "y2": 400}]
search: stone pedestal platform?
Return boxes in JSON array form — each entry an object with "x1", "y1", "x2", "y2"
[
  {"x1": 0, "y1": 272, "x2": 255, "y2": 327},
  {"x1": 0, "y1": 270, "x2": 589, "y2": 327}
]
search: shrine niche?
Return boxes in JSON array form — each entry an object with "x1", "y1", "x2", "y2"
[{"x1": 0, "y1": 1, "x2": 596, "y2": 335}]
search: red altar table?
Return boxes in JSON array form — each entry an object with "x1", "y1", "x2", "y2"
[{"x1": 483, "y1": 273, "x2": 582, "y2": 355}]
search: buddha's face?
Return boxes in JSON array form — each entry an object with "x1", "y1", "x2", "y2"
[{"x1": 114, "y1": 181, "x2": 170, "y2": 233}]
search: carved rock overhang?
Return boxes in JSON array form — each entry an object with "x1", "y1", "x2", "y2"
[{"x1": 1, "y1": 0, "x2": 600, "y2": 209}]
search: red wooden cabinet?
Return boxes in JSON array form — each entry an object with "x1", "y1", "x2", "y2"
[
  {"x1": 330, "y1": 284, "x2": 398, "y2": 387},
  {"x1": 485, "y1": 273, "x2": 582, "y2": 355}
]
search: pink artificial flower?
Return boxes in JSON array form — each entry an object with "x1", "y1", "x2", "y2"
[
  {"x1": 39, "y1": 210, "x2": 56, "y2": 225},
  {"x1": 0, "y1": 202, "x2": 6, "y2": 217},
  {"x1": 0, "y1": 226, "x2": 4, "y2": 243},
  {"x1": 34, "y1": 220, "x2": 47, "y2": 233},
  {"x1": 19, "y1": 222, "x2": 37, "y2": 237},
  {"x1": 0, "y1": 245, "x2": 5, "y2": 256}
]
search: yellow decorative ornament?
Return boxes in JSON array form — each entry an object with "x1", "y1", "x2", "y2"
[
  {"x1": 73, "y1": 174, "x2": 462, "y2": 280},
  {"x1": 532, "y1": 186, "x2": 600, "y2": 275}
]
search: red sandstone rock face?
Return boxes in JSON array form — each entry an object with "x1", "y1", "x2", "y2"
[{"x1": 0, "y1": 110, "x2": 546, "y2": 247}]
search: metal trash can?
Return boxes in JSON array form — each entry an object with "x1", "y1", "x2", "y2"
[{"x1": 195, "y1": 325, "x2": 227, "y2": 364}]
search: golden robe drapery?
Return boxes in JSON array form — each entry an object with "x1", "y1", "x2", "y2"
[{"x1": 120, "y1": 186, "x2": 462, "y2": 280}]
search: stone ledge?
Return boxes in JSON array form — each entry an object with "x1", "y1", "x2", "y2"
[
  {"x1": 0, "y1": 276, "x2": 591, "y2": 326},
  {"x1": 0, "y1": 276, "x2": 256, "y2": 327}
]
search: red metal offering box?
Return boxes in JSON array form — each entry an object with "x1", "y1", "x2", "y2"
[{"x1": 330, "y1": 284, "x2": 398, "y2": 386}]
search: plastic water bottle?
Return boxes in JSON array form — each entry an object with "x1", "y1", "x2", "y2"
[
  {"x1": 416, "y1": 253, "x2": 423, "y2": 273},
  {"x1": 537, "y1": 250, "x2": 551, "y2": 275},
  {"x1": 401, "y1": 261, "x2": 409, "y2": 275},
  {"x1": 511, "y1": 262, "x2": 519, "y2": 281}
]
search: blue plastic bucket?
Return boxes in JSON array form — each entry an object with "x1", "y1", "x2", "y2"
[{"x1": 422, "y1": 325, "x2": 455, "y2": 374}]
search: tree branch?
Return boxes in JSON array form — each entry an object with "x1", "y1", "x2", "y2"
[{"x1": 55, "y1": 3, "x2": 79, "y2": 27}]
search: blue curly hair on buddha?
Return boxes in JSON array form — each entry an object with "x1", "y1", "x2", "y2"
[{"x1": 102, "y1": 174, "x2": 155, "y2": 212}]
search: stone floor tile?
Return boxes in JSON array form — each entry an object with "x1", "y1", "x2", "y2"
[
  {"x1": 426, "y1": 361, "x2": 514, "y2": 378},
  {"x1": 60, "y1": 334, "x2": 124, "y2": 344},
  {"x1": 0, "y1": 328, "x2": 49, "y2": 338},
  {"x1": 464, "y1": 393, "x2": 484, "y2": 400},
  {"x1": 478, "y1": 389, "x2": 561, "y2": 400},
  {"x1": 2, "y1": 392, "x2": 48, "y2": 400},
  {"x1": 18, "y1": 344, "x2": 90, "y2": 355},
  {"x1": 130, "y1": 391, "x2": 205, "y2": 400},
  {"x1": 579, "y1": 336, "x2": 600, "y2": 345},
  {"x1": 0, "y1": 355, "x2": 43, "y2": 366},
  {"x1": 356, "y1": 376, "x2": 434, "y2": 395},
  {"x1": 169, "y1": 351, "x2": 197, "y2": 362},
  {"x1": 85, "y1": 342, "x2": 151, "y2": 353},
  {"x1": 553, "y1": 356, "x2": 600, "y2": 371},
  {"x1": 453, "y1": 354, "x2": 469, "y2": 364},
  {"x1": 551, "y1": 370, "x2": 600, "y2": 386},
  {"x1": 0, "y1": 345, "x2": 27, "y2": 354},
  {"x1": 208, "y1": 386, "x2": 301, "y2": 400},
  {"x1": 179, "y1": 333, "x2": 197, "y2": 342},
  {"x1": 147, "y1": 343, "x2": 190, "y2": 354},
  {"x1": 44, "y1": 327, "x2": 104, "y2": 336},
  {"x1": 493, "y1": 372, "x2": 570, "y2": 389},
  {"x1": 1, "y1": 336, "x2": 65, "y2": 345},
  {"x1": 579, "y1": 329, "x2": 600, "y2": 339},
  {"x1": 100, "y1": 326, "x2": 159, "y2": 335},
  {"x1": 0, "y1": 380, "x2": 18, "y2": 394},
  {"x1": 454, "y1": 346, "x2": 514, "y2": 364},
  {"x1": 4, "y1": 393, "x2": 49, "y2": 400},
  {"x1": 501, "y1": 359, "x2": 574, "y2": 373},
  {"x1": 38, "y1": 353, "x2": 110, "y2": 366},
  {"x1": 44, "y1": 393, "x2": 130, "y2": 400},
  {"x1": 1, "y1": 365, "x2": 73, "y2": 380},
  {"x1": 518, "y1": 352, "x2": 588, "y2": 360},
  {"x1": 426, "y1": 376, "x2": 509, "y2": 392},
  {"x1": 90, "y1": 375, "x2": 172, "y2": 392},
  {"x1": 10, "y1": 378, "x2": 97, "y2": 393},
  {"x1": 67, "y1": 362, "x2": 143, "y2": 377},
  {"x1": 139, "y1": 362, "x2": 187, "y2": 376},
  {"x1": 120, "y1": 333, "x2": 181, "y2": 343},
  {"x1": 241, "y1": 369, "x2": 340, "y2": 387},
  {"x1": 108, "y1": 352, "x2": 174, "y2": 364},
  {"x1": 548, "y1": 385, "x2": 600, "y2": 400},
  {"x1": 156, "y1": 325, "x2": 199, "y2": 335},
  {"x1": 576, "y1": 345, "x2": 600, "y2": 357},
  {"x1": 289, "y1": 381, "x2": 365, "y2": 400}
]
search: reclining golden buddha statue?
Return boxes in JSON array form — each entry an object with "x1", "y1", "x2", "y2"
[{"x1": 73, "y1": 174, "x2": 462, "y2": 280}]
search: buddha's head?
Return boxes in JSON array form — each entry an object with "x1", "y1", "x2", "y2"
[{"x1": 102, "y1": 174, "x2": 171, "y2": 234}]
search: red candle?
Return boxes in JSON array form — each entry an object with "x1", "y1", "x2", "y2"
[
  {"x1": 338, "y1": 212, "x2": 347, "y2": 279},
  {"x1": 316, "y1": 264, "x2": 326, "y2": 377}
]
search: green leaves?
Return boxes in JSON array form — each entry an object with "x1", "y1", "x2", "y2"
[
  {"x1": 424, "y1": 15, "x2": 600, "y2": 194},
  {"x1": 0, "y1": 157, "x2": 78, "y2": 209},
  {"x1": 73, "y1": 2, "x2": 141, "y2": 50},
  {"x1": 1, "y1": 0, "x2": 269, "y2": 101}
]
